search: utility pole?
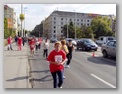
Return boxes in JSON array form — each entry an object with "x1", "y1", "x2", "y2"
[
  {"x1": 67, "y1": 18, "x2": 69, "y2": 38},
  {"x1": 74, "y1": 11, "x2": 76, "y2": 39}
]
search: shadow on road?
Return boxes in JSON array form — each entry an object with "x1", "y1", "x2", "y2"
[
  {"x1": 33, "y1": 75, "x2": 52, "y2": 82},
  {"x1": 30, "y1": 69, "x2": 50, "y2": 73},
  {"x1": 87, "y1": 56, "x2": 116, "y2": 66},
  {"x1": 6, "y1": 76, "x2": 29, "y2": 81}
]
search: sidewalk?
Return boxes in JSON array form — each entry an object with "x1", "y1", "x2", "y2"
[{"x1": 3, "y1": 42, "x2": 31, "y2": 88}]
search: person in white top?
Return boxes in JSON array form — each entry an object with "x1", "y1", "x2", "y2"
[{"x1": 43, "y1": 39, "x2": 49, "y2": 59}]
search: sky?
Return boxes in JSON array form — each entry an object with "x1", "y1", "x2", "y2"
[{"x1": 6, "y1": 4, "x2": 116, "y2": 31}]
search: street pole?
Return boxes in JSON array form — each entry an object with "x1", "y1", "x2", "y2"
[
  {"x1": 21, "y1": 4, "x2": 23, "y2": 37},
  {"x1": 67, "y1": 18, "x2": 68, "y2": 38},
  {"x1": 24, "y1": 7, "x2": 27, "y2": 37},
  {"x1": 74, "y1": 11, "x2": 76, "y2": 39}
]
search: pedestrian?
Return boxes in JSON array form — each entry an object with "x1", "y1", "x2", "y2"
[
  {"x1": 22, "y1": 37, "x2": 25, "y2": 46},
  {"x1": 47, "y1": 41, "x2": 67, "y2": 88},
  {"x1": 43, "y1": 39, "x2": 49, "y2": 59},
  {"x1": 14, "y1": 35, "x2": 18, "y2": 45},
  {"x1": 17, "y1": 35, "x2": 23, "y2": 51},
  {"x1": 65, "y1": 40, "x2": 74, "y2": 68},
  {"x1": 7, "y1": 35, "x2": 13, "y2": 50},
  {"x1": 29, "y1": 37, "x2": 36, "y2": 56},
  {"x1": 38, "y1": 37, "x2": 42, "y2": 49},
  {"x1": 35, "y1": 37, "x2": 39, "y2": 51},
  {"x1": 60, "y1": 39, "x2": 69, "y2": 79}
]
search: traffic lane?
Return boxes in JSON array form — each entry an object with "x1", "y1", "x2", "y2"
[
  {"x1": 29, "y1": 44, "x2": 116, "y2": 88},
  {"x1": 29, "y1": 50, "x2": 53, "y2": 88},
  {"x1": 71, "y1": 50, "x2": 116, "y2": 88}
]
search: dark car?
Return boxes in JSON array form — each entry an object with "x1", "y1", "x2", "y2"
[
  {"x1": 101, "y1": 40, "x2": 116, "y2": 58},
  {"x1": 50, "y1": 38, "x2": 58, "y2": 43},
  {"x1": 77, "y1": 38, "x2": 98, "y2": 51}
]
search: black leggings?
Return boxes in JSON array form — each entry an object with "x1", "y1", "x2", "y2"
[
  {"x1": 66, "y1": 53, "x2": 72, "y2": 65},
  {"x1": 43, "y1": 49, "x2": 48, "y2": 58}
]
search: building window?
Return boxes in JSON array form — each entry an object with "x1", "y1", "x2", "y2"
[
  {"x1": 61, "y1": 18, "x2": 63, "y2": 20},
  {"x1": 54, "y1": 22, "x2": 56, "y2": 24},
  {"x1": 61, "y1": 27, "x2": 63, "y2": 29},
  {"x1": 77, "y1": 19, "x2": 79, "y2": 21},
  {"x1": 77, "y1": 23, "x2": 79, "y2": 25},
  {"x1": 54, "y1": 30, "x2": 56, "y2": 33},
  {"x1": 61, "y1": 30, "x2": 63, "y2": 33},
  {"x1": 54, "y1": 26, "x2": 56, "y2": 28},
  {"x1": 87, "y1": 24, "x2": 89, "y2": 26},
  {"x1": 81, "y1": 19, "x2": 83, "y2": 22},
  {"x1": 54, "y1": 17, "x2": 56, "y2": 20},
  {"x1": 70, "y1": 19, "x2": 72, "y2": 21},
  {"x1": 61, "y1": 22, "x2": 63, "y2": 25},
  {"x1": 87, "y1": 20, "x2": 89, "y2": 22},
  {"x1": 81, "y1": 23, "x2": 83, "y2": 26}
]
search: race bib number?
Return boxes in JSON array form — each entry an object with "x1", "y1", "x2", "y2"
[{"x1": 55, "y1": 55, "x2": 62, "y2": 63}]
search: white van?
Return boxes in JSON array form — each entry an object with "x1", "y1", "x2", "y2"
[{"x1": 95, "y1": 36, "x2": 115, "y2": 46}]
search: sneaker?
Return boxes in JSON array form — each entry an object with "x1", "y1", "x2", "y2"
[
  {"x1": 59, "y1": 86, "x2": 62, "y2": 88},
  {"x1": 63, "y1": 76, "x2": 66, "y2": 79},
  {"x1": 65, "y1": 65, "x2": 70, "y2": 68}
]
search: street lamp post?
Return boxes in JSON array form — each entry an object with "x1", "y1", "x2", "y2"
[
  {"x1": 19, "y1": 4, "x2": 25, "y2": 37},
  {"x1": 67, "y1": 18, "x2": 69, "y2": 38},
  {"x1": 24, "y1": 7, "x2": 27, "y2": 37},
  {"x1": 74, "y1": 10, "x2": 76, "y2": 39},
  {"x1": 21, "y1": 4, "x2": 23, "y2": 37}
]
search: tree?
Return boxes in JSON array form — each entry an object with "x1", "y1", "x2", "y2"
[
  {"x1": 62, "y1": 21, "x2": 75, "y2": 38},
  {"x1": 91, "y1": 16, "x2": 113, "y2": 38}
]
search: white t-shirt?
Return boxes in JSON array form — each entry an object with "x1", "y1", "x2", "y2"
[{"x1": 43, "y1": 42, "x2": 49, "y2": 49}]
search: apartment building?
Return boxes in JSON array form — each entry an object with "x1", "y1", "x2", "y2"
[
  {"x1": 43, "y1": 11, "x2": 100, "y2": 39},
  {"x1": 4, "y1": 5, "x2": 18, "y2": 35}
]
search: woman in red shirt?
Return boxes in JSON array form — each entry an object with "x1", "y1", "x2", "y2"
[
  {"x1": 17, "y1": 36, "x2": 22, "y2": 51},
  {"x1": 47, "y1": 41, "x2": 66, "y2": 88},
  {"x1": 29, "y1": 37, "x2": 36, "y2": 56}
]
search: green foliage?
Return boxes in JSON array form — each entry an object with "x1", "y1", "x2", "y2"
[{"x1": 91, "y1": 16, "x2": 113, "y2": 38}]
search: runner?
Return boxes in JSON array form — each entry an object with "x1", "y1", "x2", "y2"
[
  {"x1": 43, "y1": 39, "x2": 49, "y2": 59},
  {"x1": 17, "y1": 35, "x2": 22, "y2": 51},
  {"x1": 29, "y1": 37, "x2": 36, "y2": 56},
  {"x1": 47, "y1": 41, "x2": 67, "y2": 88},
  {"x1": 7, "y1": 35, "x2": 13, "y2": 50}
]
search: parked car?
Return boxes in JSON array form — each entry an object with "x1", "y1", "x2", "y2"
[
  {"x1": 101, "y1": 40, "x2": 116, "y2": 58},
  {"x1": 95, "y1": 36, "x2": 115, "y2": 46},
  {"x1": 77, "y1": 38, "x2": 98, "y2": 51},
  {"x1": 50, "y1": 38, "x2": 58, "y2": 43},
  {"x1": 65, "y1": 38, "x2": 77, "y2": 46}
]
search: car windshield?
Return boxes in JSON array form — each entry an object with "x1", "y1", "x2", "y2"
[
  {"x1": 84, "y1": 39, "x2": 95, "y2": 44},
  {"x1": 108, "y1": 37, "x2": 114, "y2": 40}
]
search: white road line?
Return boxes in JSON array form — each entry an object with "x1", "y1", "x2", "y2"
[{"x1": 91, "y1": 73, "x2": 116, "y2": 88}]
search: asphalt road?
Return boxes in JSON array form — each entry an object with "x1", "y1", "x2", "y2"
[{"x1": 28, "y1": 43, "x2": 116, "y2": 89}]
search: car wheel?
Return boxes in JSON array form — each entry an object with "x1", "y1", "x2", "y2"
[
  {"x1": 102, "y1": 50, "x2": 108, "y2": 58},
  {"x1": 77, "y1": 47, "x2": 79, "y2": 50}
]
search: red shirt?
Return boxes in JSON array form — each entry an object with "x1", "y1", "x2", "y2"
[
  {"x1": 18, "y1": 37, "x2": 22, "y2": 45},
  {"x1": 29, "y1": 39, "x2": 35, "y2": 48},
  {"x1": 47, "y1": 50, "x2": 66, "y2": 72},
  {"x1": 7, "y1": 37, "x2": 12, "y2": 44},
  {"x1": 38, "y1": 38, "x2": 42, "y2": 44}
]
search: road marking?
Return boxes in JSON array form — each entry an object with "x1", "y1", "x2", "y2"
[{"x1": 91, "y1": 73, "x2": 116, "y2": 88}]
